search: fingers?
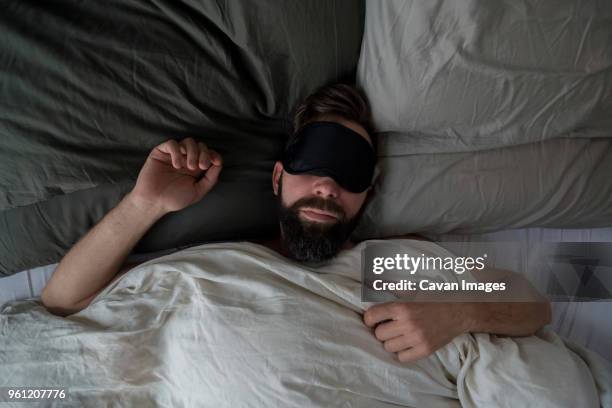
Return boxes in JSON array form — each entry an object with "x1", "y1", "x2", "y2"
[
  {"x1": 198, "y1": 142, "x2": 224, "y2": 170},
  {"x1": 177, "y1": 138, "x2": 222, "y2": 172},
  {"x1": 197, "y1": 142, "x2": 212, "y2": 170},
  {"x1": 156, "y1": 138, "x2": 222, "y2": 173},
  {"x1": 209, "y1": 147, "x2": 223, "y2": 166},
  {"x1": 180, "y1": 138, "x2": 199, "y2": 170},
  {"x1": 156, "y1": 139, "x2": 183, "y2": 168},
  {"x1": 397, "y1": 345, "x2": 431, "y2": 363},
  {"x1": 195, "y1": 149, "x2": 223, "y2": 196},
  {"x1": 378, "y1": 330, "x2": 435, "y2": 362},
  {"x1": 363, "y1": 302, "x2": 403, "y2": 327},
  {"x1": 383, "y1": 335, "x2": 413, "y2": 353},
  {"x1": 374, "y1": 320, "x2": 405, "y2": 341},
  {"x1": 365, "y1": 303, "x2": 449, "y2": 363}
]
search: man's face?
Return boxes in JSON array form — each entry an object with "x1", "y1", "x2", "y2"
[{"x1": 272, "y1": 117, "x2": 372, "y2": 263}]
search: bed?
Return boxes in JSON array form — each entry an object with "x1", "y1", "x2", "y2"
[{"x1": 1, "y1": 0, "x2": 611, "y2": 406}]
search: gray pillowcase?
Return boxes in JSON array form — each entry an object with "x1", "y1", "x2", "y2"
[
  {"x1": 354, "y1": 137, "x2": 612, "y2": 238},
  {"x1": 357, "y1": 0, "x2": 612, "y2": 154}
]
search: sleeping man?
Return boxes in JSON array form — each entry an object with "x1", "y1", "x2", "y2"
[{"x1": 41, "y1": 84, "x2": 551, "y2": 364}]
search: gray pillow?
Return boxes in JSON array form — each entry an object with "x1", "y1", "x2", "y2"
[
  {"x1": 353, "y1": 138, "x2": 612, "y2": 238},
  {"x1": 357, "y1": 0, "x2": 612, "y2": 154}
]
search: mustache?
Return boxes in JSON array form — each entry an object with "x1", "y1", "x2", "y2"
[{"x1": 289, "y1": 196, "x2": 345, "y2": 220}]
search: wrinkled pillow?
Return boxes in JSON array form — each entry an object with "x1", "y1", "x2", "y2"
[{"x1": 358, "y1": 0, "x2": 612, "y2": 154}]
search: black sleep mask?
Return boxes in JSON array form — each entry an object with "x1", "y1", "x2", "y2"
[{"x1": 282, "y1": 121, "x2": 376, "y2": 193}]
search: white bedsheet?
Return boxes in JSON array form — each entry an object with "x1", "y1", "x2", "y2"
[{"x1": 1, "y1": 240, "x2": 610, "y2": 407}]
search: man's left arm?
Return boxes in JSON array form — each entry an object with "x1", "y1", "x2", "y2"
[{"x1": 363, "y1": 269, "x2": 551, "y2": 363}]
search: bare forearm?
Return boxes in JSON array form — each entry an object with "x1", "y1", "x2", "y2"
[
  {"x1": 463, "y1": 268, "x2": 552, "y2": 336},
  {"x1": 42, "y1": 192, "x2": 165, "y2": 314},
  {"x1": 464, "y1": 301, "x2": 552, "y2": 337}
]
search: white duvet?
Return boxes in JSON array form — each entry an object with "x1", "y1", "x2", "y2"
[{"x1": 1, "y1": 240, "x2": 611, "y2": 407}]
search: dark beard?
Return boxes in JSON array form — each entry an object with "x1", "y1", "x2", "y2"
[{"x1": 276, "y1": 183, "x2": 361, "y2": 263}]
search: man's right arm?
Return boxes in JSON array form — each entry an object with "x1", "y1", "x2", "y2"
[
  {"x1": 41, "y1": 193, "x2": 165, "y2": 316},
  {"x1": 42, "y1": 138, "x2": 222, "y2": 316}
]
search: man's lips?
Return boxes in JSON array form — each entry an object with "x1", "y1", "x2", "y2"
[{"x1": 299, "y1": 207, "x2": 340, "y2": 222}]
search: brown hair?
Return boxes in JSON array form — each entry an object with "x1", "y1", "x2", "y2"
[{"x1": 292, "y1": 83, "x2": 376, "y2": 152}]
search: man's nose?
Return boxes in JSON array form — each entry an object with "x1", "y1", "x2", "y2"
[{"x1": 313, "y1": 177, "x2": 340, "y2": 198}]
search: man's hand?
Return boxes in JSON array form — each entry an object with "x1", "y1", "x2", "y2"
[
  {"x1": 364, "y1": 296, "x2": 551, "y2": 363},
  {"x1": 363, "y1": 302, "x2": 469, "y2": 363},
  {"x1": 42, "y1": 137, "x2": 223, "y2": 316},
  {"x1": 131, "y1": 137, "x2": 223, "y2": 214}
]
